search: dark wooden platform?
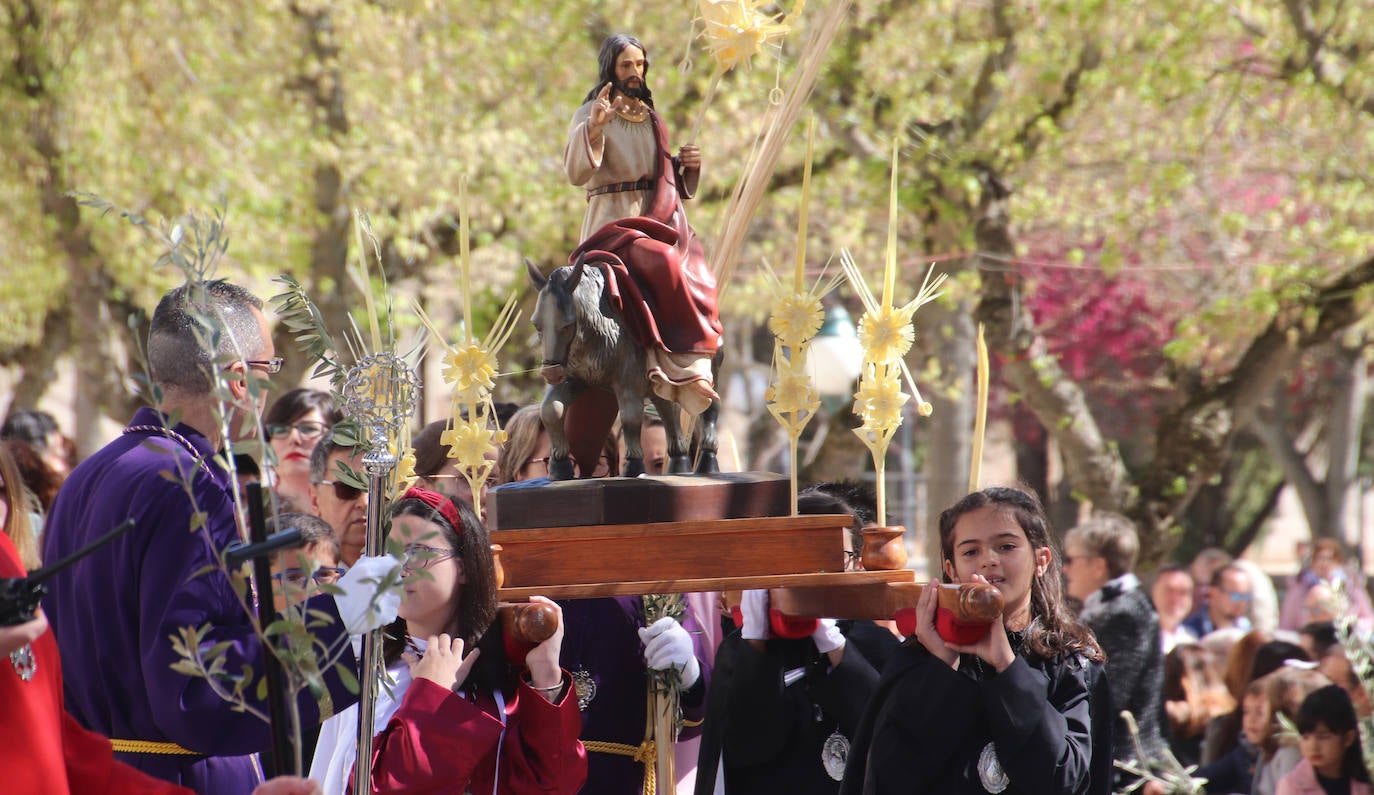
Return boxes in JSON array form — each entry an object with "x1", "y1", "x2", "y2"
[{"x1": 486, "y1": 472, "x2": 792, "y2": 530}]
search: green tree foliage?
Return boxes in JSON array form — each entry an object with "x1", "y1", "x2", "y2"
[{"x1": 2, "y1": 0, "x2": 1371, "y2": 560}]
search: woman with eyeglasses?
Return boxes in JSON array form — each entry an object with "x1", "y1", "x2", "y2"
[
  {"x1": 411, "y1": 419, "x2": 500, "y2": 507},
  {"x1": 310, "y1": 487, "x2": 587, "y2": 794},
  {"x1": 263, "y1": 389, "x2": 341, "y2": 513},
  {"x1": 495, "y1": 405, "x2": 618, "y2": 484},
  {"x1": 495, "y1": 406, "x2": 553, "y2": 484}
]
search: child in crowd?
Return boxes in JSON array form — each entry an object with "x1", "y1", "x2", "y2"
[
  {"x1": 1173, "y1": 679, "x2": 1267, "y2": 795},
  {"x1": 840, "y1": 486, "x2": 1112, "y2": 794},
  {"x1": 310, "y1": 487, "x2": 586, "y2": 794},
  {"x1": 1278, "y1": 684, "x2": 1370, "y2": 795},
  {"x1": 1255, "y1": 667, "x2": 1332, "y2": 795},
  {"x1": 267, "y1": 512, "x2": 344, "y2": 611}
]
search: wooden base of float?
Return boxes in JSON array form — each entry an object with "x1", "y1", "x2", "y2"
[{"x1": 488, "y1": 473, "x2": 1000, "y2": 624}]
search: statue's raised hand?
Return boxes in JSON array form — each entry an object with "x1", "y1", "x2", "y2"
[{"x1": 589, "y1": 82, "x2": 624, "y2": 131}]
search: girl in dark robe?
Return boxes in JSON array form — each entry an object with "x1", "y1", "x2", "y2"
[{"x1": 840, "y1": 486, "x2": 1113, "y2": 795}]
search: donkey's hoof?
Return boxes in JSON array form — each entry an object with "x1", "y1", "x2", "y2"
[
  {"x1": 548, "y1": 457, "x2": 576, "y2": 481},
  {"x1": 623, "y1": 458, "x2": 645, "y2": 478},
  {"x1": 695, "y1": 454, "x2": 720, "y2": 475},
  {"x1": 667, "y1": 455, "x2": 692, "y2": 475}
]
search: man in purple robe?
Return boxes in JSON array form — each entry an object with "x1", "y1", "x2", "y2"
[
  {"x1": 560, "y1": 596, "x2": 712, "y2": 795},
  {"x1": 41, "y1": 281, "x2": 371, "y2": 795}
]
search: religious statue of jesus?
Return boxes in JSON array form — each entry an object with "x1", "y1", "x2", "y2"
[{"x1": 563, "y1": 33, "x2": 723, "y2": 415}]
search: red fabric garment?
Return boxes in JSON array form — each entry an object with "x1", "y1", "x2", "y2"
[
  {"x1": 570, "y1": 110, "x2": 722, "y2": 358},
  {"x1": 361, "y1": 675, "x2": 587, "y2": 794},
  {"x1": 0, "y1": 533, "x2": 191, "y2": 795}
]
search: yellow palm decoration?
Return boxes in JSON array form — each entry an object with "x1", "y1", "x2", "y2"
[
  {"x1": 841, "y1": 142, "x2": 946, "y2": 526},
  {"x1": 689, "y1": 0, "x2": 804, "y2": 142},
  {"x1": 763, "y1": 116, "x2": 845, "y2": 510},
  {"x1": 443, "y1": 343, "x2": 498, "y2": 404},
  {"x1": 699, "y1": 0, "x2": 793, "y2": 72},
  {"x1": 414, "y1": 178, "x2": 521, "y2": 520}
]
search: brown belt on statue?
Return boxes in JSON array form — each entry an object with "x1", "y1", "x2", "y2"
[
  {"x1": 587, "y1": 178, "x2": 654, "y2": 200},
  {"x1": 111, "y1": 738, "x2": 201, "y2": 755}
]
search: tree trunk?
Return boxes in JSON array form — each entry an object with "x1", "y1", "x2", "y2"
[
  {"x1": 916, "y1": 298, "x2": 975, "y2": 570},
  {"x1": 971, "y1": 172, "x2": 1132, "y2": 513},
  {"x1": 6, "y1": 0, "x2": 141, "y2": 452},
  {"x1": 1323, "y1": 338, "x2": 1368, "y2": 541},
  {"x1": 288, "y1": 3, "x2": 355, "y2": 378},
  {"x1": 800, "y1": 405, "x2": 869, "y2": 486}
]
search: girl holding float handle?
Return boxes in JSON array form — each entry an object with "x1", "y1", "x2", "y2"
[
  {"x1": 310, "y1": 487, "x2": 586, "y2": 795},
  {"x1": 840, "y1": 486, "x2": 1114, "y2": 795}
]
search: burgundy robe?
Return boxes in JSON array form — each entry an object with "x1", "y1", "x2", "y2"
[{"x1": 358, "y1": 674, "x2": 587, "y2": 794}]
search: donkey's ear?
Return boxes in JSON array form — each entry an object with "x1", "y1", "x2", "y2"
[
  {"x1": 567, "y1": 253, "x2": 588, "y2": 291},
  {"x1": 525, "y1": 258, "x2": 548, "y2": 290}
]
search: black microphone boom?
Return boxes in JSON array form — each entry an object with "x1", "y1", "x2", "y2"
[{"x1": 0, "y1": 517, "x2": 137, "y2": 626}]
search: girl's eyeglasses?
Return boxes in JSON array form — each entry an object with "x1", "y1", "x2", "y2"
[
  {"x1": 402, "y1": 543, "x2": 459, "y2": 570},
  {"x1": 273, "y1": 567, "x2": 347, "y2": 587}
]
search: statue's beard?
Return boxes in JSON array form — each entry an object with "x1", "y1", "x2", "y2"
[{"x1": 614, "y1": 76, "x2": 651, "y2": 101}]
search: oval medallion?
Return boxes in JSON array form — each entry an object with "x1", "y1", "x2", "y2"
[
  {"x1": 572, "y1": 667, "x2": 597, "y2": 711},
  {"x1": 977, "y1": 742, "x2": 1009, "y2": 793},
  {"x1": 822, "y1": 730, "x2": 849, "y2": 781}
]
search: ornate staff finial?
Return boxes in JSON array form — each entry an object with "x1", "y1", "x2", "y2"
[
  {"x1": 340, "y1": 351, "x2": 418, "y2": 795},
  {"x1": 341, "y1": 352, "x2": 420, "y2": 458}
]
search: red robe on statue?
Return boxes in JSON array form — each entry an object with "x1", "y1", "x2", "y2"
[{"x1": 0, "y1": 533, "x2": 191, "y2": 795}]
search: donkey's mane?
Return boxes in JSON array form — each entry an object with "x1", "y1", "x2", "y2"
[{"x1": 561, "y1": 263, "x2": 625, "y2": 376}]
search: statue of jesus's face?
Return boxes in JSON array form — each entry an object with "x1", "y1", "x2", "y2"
[{"x1": 613, "y1": 45, "x2": 649, "y2": 99}]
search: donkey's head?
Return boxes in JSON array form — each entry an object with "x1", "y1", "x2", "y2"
[{"x1": 526, "y1": 255, "x2": 589, "y2": 385}]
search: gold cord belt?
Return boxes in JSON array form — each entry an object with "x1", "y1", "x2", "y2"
[
  {"x1": 582, "y1": 739, "x2": 656, "y2": 795},
  {"x1": 110, "y1": 738, "x2": 200, "y2": 756}
]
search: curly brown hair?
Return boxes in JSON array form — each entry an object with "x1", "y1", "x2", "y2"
[{"x1": 937, "y1": 486, "x2": 1104, "y2": 663}]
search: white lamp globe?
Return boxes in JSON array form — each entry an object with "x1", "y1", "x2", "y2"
[{"x1": 806, "y1": 304, "x2": 865, "y2": 399}]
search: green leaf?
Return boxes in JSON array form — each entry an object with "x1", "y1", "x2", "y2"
[{"x1": 334, "y1": 662, "x2": 360, "y2": 695}]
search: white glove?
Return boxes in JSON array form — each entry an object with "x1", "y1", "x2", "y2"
[
  {"x1": 811, "y1": 617, "x2": 846, "y2": 655},
  {"x1": 638, "y1": 616, "x2": 702, "y2": 689},
  {"x1": 739, "y1": 589, "x2": 770, "y2": 641},
  {"x1": 333, "y1": 554, "x2": 403, "y2": 635}
]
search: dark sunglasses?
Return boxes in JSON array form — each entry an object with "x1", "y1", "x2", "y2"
[{"x1": 314, "y1": 480, "x2": 364, "y2": 501}]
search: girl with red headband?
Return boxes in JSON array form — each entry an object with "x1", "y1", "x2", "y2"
[{"x1": 310, "y1": 487, "x2": 587, "y2": 794}]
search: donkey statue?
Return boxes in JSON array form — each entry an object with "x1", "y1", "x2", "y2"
[{"x1": 526, "y1": 256, "x2": 720, "y2": 480}]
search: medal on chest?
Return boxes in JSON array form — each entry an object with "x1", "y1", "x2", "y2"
[
  {"x1": 822, "y1": 730, "x2": 849, "y2": 781},
  {"x1": 977, "y1": 741, "x2": 1010, "y2": 793},
  {"x1": 572, "y1": 667, "x2": 597, "y2": 710},
  {"x1": 9, "y1": 643, "x2": 36, "y2": 682}
]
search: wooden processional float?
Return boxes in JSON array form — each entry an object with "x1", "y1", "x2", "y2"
[{"x1": 484, "y1": 472, "x2": 1003, "y2": 636}]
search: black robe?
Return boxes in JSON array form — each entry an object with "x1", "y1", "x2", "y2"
[
  {"x1": 696, "y1": 620, "x2": 897, "y2": 795},
  {"x1": 839, "y1": 632, "x2": 1114, "y2": 795}
]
